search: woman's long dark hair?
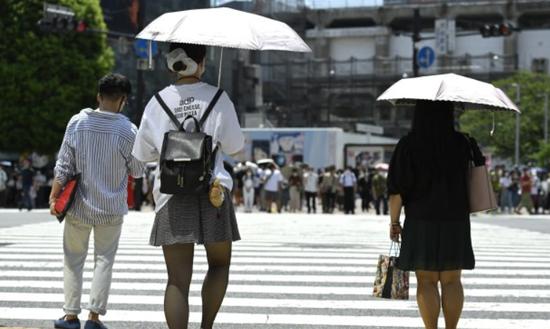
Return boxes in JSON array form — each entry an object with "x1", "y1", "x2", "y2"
[{"x1": 410, "y1": 100, "x2": 463, "y2": 177}]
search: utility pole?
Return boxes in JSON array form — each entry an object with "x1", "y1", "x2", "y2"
[
  {"x1": 135, "y1": 0, "x2": 146, "y2": 125},
  {"x1": 544, "y1": 93, "x2": 549, "y2": 143},
  {"x1": 412, "y1": 8, "x2": 421, "y2": 77}
]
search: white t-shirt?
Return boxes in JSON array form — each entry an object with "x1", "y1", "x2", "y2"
[
  {"x1": 34, "y1": 172, "x2": 46, "y2": 187},
  {"x1": 339, "y1": 170, "x2": 357, "y2": 187},
  {"x1": 531, "y1": 176, "x2": 540, "y2": 195},
  {"x1": 0, "y1": 169, "x2": 7, "y2": 191},
  {"x1": 264, "y1": 169, "x2": 283, "y2": 192},
  {"x1": 132, "y1": 82, "x2": 244, "y2": 212},
  {"x1": 303, "y1": 171, "x2": 318, "y2": 192},
  {"x1": 499, "y1": 176, "x2": 511, "y2": 189}
]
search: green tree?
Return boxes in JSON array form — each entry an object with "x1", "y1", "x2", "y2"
[
  {"x1": 459, "y1": 71, "x2": 550, "y2": 164},
  {"x1": 0, "y1": 0, "x2": 114, "y2": 154}
]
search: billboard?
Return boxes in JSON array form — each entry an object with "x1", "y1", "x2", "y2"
[
  {"x1": 242, "y1": 129, "x2": 339, "y2": 169},
  {"x1": 344, "y1": 145, "x2": 385, "y2": 168}
]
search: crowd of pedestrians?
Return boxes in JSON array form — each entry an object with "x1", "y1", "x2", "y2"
[
  {"x1": 3, "y1": 156, "x2": 549, "y2": 218},
  {"x1": 231, "y1": 161, "x2": 391, "y2": 215},
  {"x1": 0, "y1": 160, "x2": 156, "y2": 212},
  {"x1": 0, "y1": 160, "x2": 54, "y2": 211},
  {"x1": 491, "y1": 165, "x2": 550, "y2": 214}
]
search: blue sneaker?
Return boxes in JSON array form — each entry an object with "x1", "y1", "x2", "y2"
[
  {"x1": 54, "y1": 316, "x2": 80, "y2": 329},
  {"x1": 84, "y1": 320, "x2": 108, "y2": 329}
]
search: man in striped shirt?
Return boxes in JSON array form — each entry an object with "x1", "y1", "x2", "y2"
[{"x1": 49, "y1": 73, "x2": 144, "y2": 329}]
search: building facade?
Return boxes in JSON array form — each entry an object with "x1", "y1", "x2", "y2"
[
  {"x1": 99, "y1": 0, "x2": 550, "y2": 139},
  {"x1": 252, "y1": 0, "x2": 550, "y2": 137}
]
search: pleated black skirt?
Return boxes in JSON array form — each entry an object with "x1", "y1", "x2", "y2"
[
  {"x1": 150, "y1": 189, "x2": 240, "y2": 246},
  {"x1": 396, "y1": 218, "x2": 475, "y2": 271}
]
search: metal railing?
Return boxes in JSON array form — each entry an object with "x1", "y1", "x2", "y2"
[
  {"x1": 212, "y1": 0, "x2": 382, "y2": 10},
  {"x1": 211, "y1": 0, "x2": 306, "y2": 12},
  {"x1": 306, "y1": 0, "x2": 383, "y2": 8},
  {"x1": 261, "y1": 53, "x2": 517, "y2": 81},
  {"x1": 383, "y1": 0, "x2": 508, "y2": 5},
  {"x1": 212, "y1": 0, "x2": 542, "y2": 10}
]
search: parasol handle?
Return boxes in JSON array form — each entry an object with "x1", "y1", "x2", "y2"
[
  {"x1": 217, "y1": 47, "x2": 224, "y2": 87},
  {"x1": 490, "y1": 111, "x2": 495, "y2": 136},
  {"x1": 148, "y1": 40, "x2": 153, "y2": 70}
]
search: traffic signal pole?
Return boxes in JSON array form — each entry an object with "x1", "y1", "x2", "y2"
[
  {"x1": 135, "y1": 0, "x2": 146, "y2": 125},
  {"x1": 412, "y1": 8, "x2": 420, "y2": 77}
]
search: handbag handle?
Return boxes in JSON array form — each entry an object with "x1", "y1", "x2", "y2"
[
  {"x1": 180, "y1": 115, "x2": 200, "y2": 132},
  {"x1": 462, "y1": 133, "x2": 485, "y2": 167},
  {"x1": 461, "y1": 133, "x2": 475, "y2": 167},
  {"x1": 388, "y1": 241, "x2": 400, "y2": 257}
]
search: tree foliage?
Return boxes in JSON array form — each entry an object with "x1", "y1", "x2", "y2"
[
  {"x1": 0, "y1": 0, "x2": 114, "y2": 154},
  {"x1": 459, "y1": 71, "x2": 550, "y2": 164}
]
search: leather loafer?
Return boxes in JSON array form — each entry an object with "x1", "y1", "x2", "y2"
[
  {"x1": 54, "y1": 316, "x2": 80, "y2": 329},
  {"x1": 84, "y1": 320, "x2": 108, "y2": 329}
]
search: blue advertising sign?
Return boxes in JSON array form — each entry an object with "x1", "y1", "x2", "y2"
[
  {"x1": 417, "y1": 46, "x2": 435, "y2": 69},
  {"x1": 134, "y1": 39, "x2": 158, "y2": 59}
]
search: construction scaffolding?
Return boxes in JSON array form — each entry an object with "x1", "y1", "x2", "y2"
[{"x1": 259, "y1": 53, "x2": 517, "y2": 130}]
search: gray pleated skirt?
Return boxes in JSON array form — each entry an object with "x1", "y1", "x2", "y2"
[{"x1": 150, "y1": 189, "x2": 240, "y2": 246}]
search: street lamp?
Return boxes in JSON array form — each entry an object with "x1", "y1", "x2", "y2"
[
  {"x1": 542, "y1": 93, "x2": 549, "y2": 143},
  {"x1": 327, "y1": 65, "x2": 335, "y2": 124},
  {"x1": 511, "y1": 83, "x2": 520, "y2": 166}
]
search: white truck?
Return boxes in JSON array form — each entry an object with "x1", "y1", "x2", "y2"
[{"x1": 237, "y1": 127, "x2": 398, "y2": 169}]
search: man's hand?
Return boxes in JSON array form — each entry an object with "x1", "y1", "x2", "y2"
[
  {"x1": 49, "y1": 199, "x2": 60, "y2": 217},
  {"x1": 49, "y1": 178, "x2": 63, "y2": 217}
]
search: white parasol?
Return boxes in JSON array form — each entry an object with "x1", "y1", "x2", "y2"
[
  {"x1": 377, "y1": 73, "x2": 520, "y2": 113},
  {"x1": 136, "y1": 7, "x2": 311, "y2": 85},
  {"x1": 137, "y1": 7, "x2": 311, "y2": 52}
]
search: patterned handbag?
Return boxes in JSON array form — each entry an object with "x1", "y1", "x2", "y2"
[{"x1": 373, "y1": 242, "x2": 409, "y2": 300}]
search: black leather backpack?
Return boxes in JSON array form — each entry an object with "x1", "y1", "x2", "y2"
[{"x1": 155, "y1": 89, "x2": 223, "y2": 194}]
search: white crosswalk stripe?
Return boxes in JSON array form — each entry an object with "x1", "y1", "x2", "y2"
[{"x1": 0, "y1": 212, "x2": 549, "y2": 328}]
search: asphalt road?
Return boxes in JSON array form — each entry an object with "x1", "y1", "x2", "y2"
[{"x1": 0, "y1": 209, "x2": 549, "y2": 329}]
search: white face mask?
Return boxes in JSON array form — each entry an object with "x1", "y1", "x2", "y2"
[{"x1": 166, "y1": 48, "x2": 198, "y2": 76}]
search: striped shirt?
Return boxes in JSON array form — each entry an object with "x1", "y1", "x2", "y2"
[{"x1": 55, "y1": 109, "x2": 145, "y2": 225}]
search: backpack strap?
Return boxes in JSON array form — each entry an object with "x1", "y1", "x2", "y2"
[
  {"x1": 155, "y1": 93, "x2": 181, "y2": 129},
  {"x1": 199, "y1": 89, "x2": 224, "y2": 128}
]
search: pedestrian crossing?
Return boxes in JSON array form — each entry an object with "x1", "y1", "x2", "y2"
[{"x1": 0, "y1": 211, "x2": 549, "y2": 328}]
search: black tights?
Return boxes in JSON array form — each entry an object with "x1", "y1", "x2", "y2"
[{"x1": 162, "y1": 241, "x2": 232, "y2": 329}]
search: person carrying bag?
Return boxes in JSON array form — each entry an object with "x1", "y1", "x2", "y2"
[
  {"x1": 132, "y1": 42, "x2": 244, "y2": 329},
  {"x1": 387, "y1": 101, "x2": 479, "y2": 329}
]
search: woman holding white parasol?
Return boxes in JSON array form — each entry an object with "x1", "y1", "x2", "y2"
[
  {"x1": 132, "y1": 7, "x2": 310, "y2": 329},
  {"x1": 381, "y1": 73, "x2": 519, "y2": 329}
]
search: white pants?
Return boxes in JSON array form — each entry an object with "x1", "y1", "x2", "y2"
[
  {"x1": 243, "y1": 187, "x2": 255, "y2": 211},
  {"x1": 63, "y1": 215, "x2": 122, "y2": 316}
]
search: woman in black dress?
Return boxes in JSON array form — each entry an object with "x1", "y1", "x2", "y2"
[{"x1": 387, "y1": 100, "x2": 484, "y2": 329}]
